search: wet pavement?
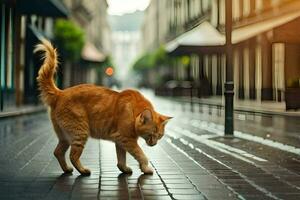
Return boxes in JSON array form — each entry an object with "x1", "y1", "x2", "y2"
[{"x1": 1, "y1": 92, "x2": 300, "y2": 200}]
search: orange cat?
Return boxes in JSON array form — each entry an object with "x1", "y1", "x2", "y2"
[{"x1": 34, "y1": 40, "x2": 171, "y2": 175}]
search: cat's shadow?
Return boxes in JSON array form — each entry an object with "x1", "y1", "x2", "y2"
[
  {"x1": 53, "y1": 172, "x2": 154, "y2": 199},
  {"x1": 137, "y1": 174, "x2": 153, "y2": 186},
  {"x1": 117, "y1": 172, "x2": 153, "y2": 185},
  {"x1": 117, "y1": 173, "x2": 152, "y2": 186},
  {"x1": 54, "y1": 172, "x2": 153, "y2": 185}
]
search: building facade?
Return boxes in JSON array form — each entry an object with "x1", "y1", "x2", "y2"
[
  {"x1": 63, "y1": 0, "x2": 111, "y2": 54},
  {"x1": 0, "y1": 0, "x2": 112, "y2": 113},
  {"x1": 62, "y1": 0, "x2": 111, "y2": 87},
  {"x1": 141, "y1": 0, "x2": 300, "y2": 103},
  {"x1": 0, "y1": 0, "x2": 68, "y2": 112}
]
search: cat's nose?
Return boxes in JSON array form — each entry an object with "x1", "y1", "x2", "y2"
[
  {"x1": 147, "y1": 139, "x2": 157, "y2": 146},
  {"x1": 149, "y1": 142, "x2": 156, "y2": 146}
]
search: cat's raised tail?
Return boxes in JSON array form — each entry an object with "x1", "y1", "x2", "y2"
[{"x1": 34, "y1": 39, "x2": 61, "y2": 106}]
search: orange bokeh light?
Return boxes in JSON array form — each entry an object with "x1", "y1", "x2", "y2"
[{"x1": 105, "y1": 67, "x2": 114, "y2": 76}]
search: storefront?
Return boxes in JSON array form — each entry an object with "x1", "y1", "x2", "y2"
[
  {"x1": 0, "y1": 0, "x2": 68, "y2": 112},
  {"x1": 166, "y1": 10, "x2": 300, "y2": 103}
]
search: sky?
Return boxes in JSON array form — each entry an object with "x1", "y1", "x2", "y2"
[{"x1": 107, "y1": 0, "x2": 150, "y2": 15}]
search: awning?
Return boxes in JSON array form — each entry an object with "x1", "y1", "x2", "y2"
[
  {"x1": 166, "y1": 10, "x2": 300, "y2": 55},
  {"x1": 81, "y1": 42, "x2": 106, "y2": 63},
  {"x1": 16, "y1": 0, "x2": 69, "y2": 18},
  {"x1": 232, "y1": 10, "x2": 300, "y2": 44},
  {"x1": 166, "y1": 21, "x2": 225, "y2": 55}
]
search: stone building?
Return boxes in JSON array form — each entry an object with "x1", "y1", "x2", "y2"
[
  {"x1": 0, "y1": 0, "x2": 111, "y2": 112},
  {"x1": 141, "y1": 0, "x2": 300, "y2": 104},
  {"x1": 62, "y1": 0, "x2": 111, "y2": 87}
]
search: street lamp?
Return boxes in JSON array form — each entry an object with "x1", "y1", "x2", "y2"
[{"x1": 224, "y1": 0, "x2": 234, "y2": 136}]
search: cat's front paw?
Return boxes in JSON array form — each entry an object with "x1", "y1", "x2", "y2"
[
  {"x1": 117, "y1": 164, "x2": 133, "y2": 174},
  {"x1": 141, "y1": 165, "x2": 154, "y2": 174},
  {"x1": 79, "y1": 168, "x2": 91, "y2": 176},
  {"x1": 63, "y1": 166, "x2": 73, "y2": 174}
]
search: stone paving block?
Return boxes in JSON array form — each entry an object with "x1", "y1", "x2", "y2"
[
  {"x1": 141, "y1": 189, "x2": 169, "y2": 196},
  {"x1": 239, "y1": 195, "x2": 274, "y2": 200},
  {"x1": 162, "y1": 178, "x2": 192, "y2": 184},
  {"x1": 169, "y1": 188, "x2": 201, "y2": 195},
  {"x1": 101, "y1": 185, "x2": 127, "y2": 191},
  {"x1": 159, "y1": 174, "x2": 189, "y2": 179},
  {"x1": 141, "y1": 184, "x2": 168, "y2": 190},
  {"x1": 128, "y1": 179, "x2": 162, "y2": 185},
  {"x1": 144, "y1": 195, "x2": 173, "y2": 200},
  {"x1": 172, "y1": 194, "x2": 207, "y2": 200},
  {"x1": 165, "y1": 183, "x2": 195, "y2": 189},
  {"x1": 99, "y1": 190, "x2": 128, "y2": 197},
  {"x1": 158, "y1": 170, "x2": 185, "y2": 175},
  {"x1": 275, "y1": 194, "x2": 300, "y2": 200}
]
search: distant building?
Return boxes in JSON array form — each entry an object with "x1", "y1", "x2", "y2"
[
  {"x1": 141, "y1": 0, "x2": 300, "y2": 104},
  {"x1": 63, "y1": 0, "x2": 112, "y2": 87},
  {"x1": 63, "y1": 0, "x2": 111, "y2": 54},
  {"x1": 109, "y1": 11, "x2": 144, "y2": 87},
  {"x1": 112, "y1": 31, "x2": 140, "y2": 85}
]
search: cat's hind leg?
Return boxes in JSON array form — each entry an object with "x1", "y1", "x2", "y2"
[
  {"x1": 52, "y1": 121, "x2": 73, "y2": 173},
  {"x1": 54, "y1": 140, "x2": 73, "y2": 173},
  {"x1": 70, "y1": 133, "x2": 91, "y2": 175},
  {"x1": 116, "y1": 143, "x2": 132, "y2": 174}
]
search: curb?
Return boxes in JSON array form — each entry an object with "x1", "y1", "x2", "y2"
[{"x1": 161, "y1": 97, "x2": 300, "y2": 117}]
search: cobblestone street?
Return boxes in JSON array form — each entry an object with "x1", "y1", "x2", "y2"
[{"x1": 1, "y1": 92, "x2": 300, "y2": 200}]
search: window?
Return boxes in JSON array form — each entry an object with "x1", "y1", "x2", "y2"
[
  {"x1": 233, "y1": 0, "x2": 240, "y2": 21},
  {"x1": 7, "y1": 7, "x2": 14, "y2": 89},
  {"x1": 255, "y1": 0, "x2": 263, "y2": 13},
  {"x1": 233, "y1": 50, "x2": 240, "y2": 99},
  {"x1": 191, "y1": 54, "x2": 199, "y2": 80},
  {"x1": 243, "y1": 0, "x2": 250, "y2": 17},
  {"x1": 272, "y1": 43, "x2": 285, "y2": 101},
  {"x1": 1, "y1": 4, "x2": 5, "y2": 89},
  {"x1": 255, "y1": 45, "x2": 262, "y2": 101},
  {"x1": 203, "y1": 0, "x2": 210, "y2": 12},
  {"x1": 243, "y1": 47, "x2": 250, "y2": 99},
  {"x1": 211, "y1": 54, "x2": 218, "y2": 95},
  {"x1": 190, "y1": 0, "x2": 197, "y2": 19},
  {"x1": 219, "y1": 0, "x2": 225, "y2": 25},
  {"x1": 198, "y1": 0, "x2": 202, "y2": 16},
  {"x1": 211, "y1": 0, "x2": 218, "y2": 27},
  {"x1": 204, "y1": 55, "x2": 209, "y2": 78},
  {"x1": 181, "y1": 0, "x2": 185, "y2": 26},
  {"x1": 272, "y1": 0, "x2": 280, "y2": 6}
]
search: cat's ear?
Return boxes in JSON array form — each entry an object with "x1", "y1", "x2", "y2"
[
  {"x1": 139, "y1": 109, "x2": 152, "y2": 124},
  {"x1": 160, "y1": 114, "x2": 173, "y2": 125}
]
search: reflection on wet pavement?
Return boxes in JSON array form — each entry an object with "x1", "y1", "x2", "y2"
[{"x1": 1, "y1": 95, "x2": 300, "y2": 199}]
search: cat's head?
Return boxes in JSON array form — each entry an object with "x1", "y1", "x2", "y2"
[{"x1": 135, "y1": 109, "x2": 172, "y2": 146}]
